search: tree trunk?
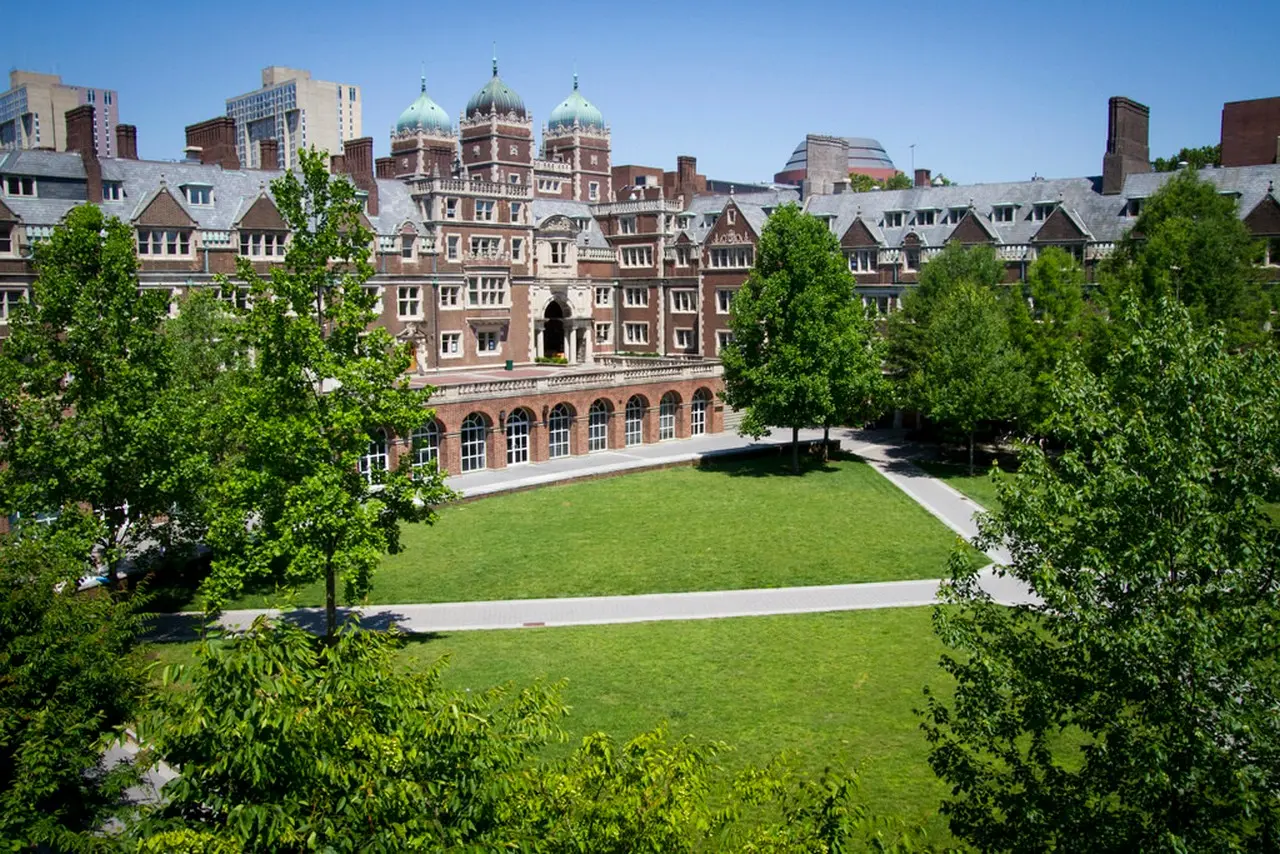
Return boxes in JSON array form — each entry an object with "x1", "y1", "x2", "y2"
[
  {"x1": 325, "y1": 556, "x2": 337, "y2": 641},
  {"x1": 822, "y1": 424, "x2": 830, "y2": 462},
  {"x1": 968, "y1": 431, "x2": 976, "y2": 477},
  {"x1": 791, "y1": 425, "x2": 800, "y2": 475}
]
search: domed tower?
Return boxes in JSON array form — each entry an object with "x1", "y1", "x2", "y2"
[
  {"x1": 541, "y1": 73, "x2": 611, "y2": 203},
  {"x1": 459, "y1": 53, "x2": 533, "y2": 186},
  {"x1": 389, "y1": 76, "x2": 456, "y2": 180}
]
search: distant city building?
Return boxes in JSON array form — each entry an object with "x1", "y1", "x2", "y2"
[
  {"x1": 225, "y1": 67, "x2": 362, "y2": 170},
  {"x1": 0, "y1": 71, "x2": 119, "y2": 158},
  {"x1": 774, "y1": 136, "x2": 897, "y2": 186}
]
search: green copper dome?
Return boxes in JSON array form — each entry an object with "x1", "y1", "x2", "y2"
[
  {"x1": 547, "y1": 74, "x2": 604, "y2": 131},
  {"x1": 396, "y1": 78, "x2": 452, "y2": 135},
  {"x1": 465, "y1": 56, "x2": 527, "y2": 119}
]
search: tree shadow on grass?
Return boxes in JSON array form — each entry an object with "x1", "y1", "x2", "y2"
[
  {"x1": 142, "y1": 606, "x2": 415, "y2": 643},
  {"x1": 698, "y1": 445, "x2": 846, "y2": 479}
]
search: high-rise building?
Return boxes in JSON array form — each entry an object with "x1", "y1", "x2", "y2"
[
  {"x1": 0, "y1": 71, "x2": 119, "y2": 158},
  {"x1": 225, "y1": 66, "x2": 362, "y2": 170}
]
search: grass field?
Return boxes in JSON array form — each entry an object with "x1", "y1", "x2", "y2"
[
  {"x1": 145, "y1": 606, "x2": 955, "y2": 841},
  {"x1": 168, "y1": 454, "x2": 977, "y2": 611}
]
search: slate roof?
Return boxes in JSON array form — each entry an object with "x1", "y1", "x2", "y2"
[
  {"x1": 0, "y1": 149, "x2": 87, "y2": 180},
  {"x1": 531, "y1": 198, "x2": 609, "y2": 248}
]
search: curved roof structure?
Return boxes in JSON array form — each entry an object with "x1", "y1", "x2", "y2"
[
  {"x1": 465, "y1": 56, "x2": 527, "y2": 120},
  {"x1": 547, "y1": 74, "x2": 605, "y2": 131},
  {"x1": 396, "y1": 78, "x2": 452, "y2": 135},
  {"x1": 774, "y1": 136, "x2": 897, "y2": 184}
]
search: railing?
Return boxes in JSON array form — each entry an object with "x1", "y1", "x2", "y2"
[
  {"x1": 593, "y1": 199, "x2": 682, "y2": 216},
  {"x1": 577, "y1": 246, "x2": 615, "y2": 262},
  {"x1": 462, "y1": 251, "x2": 511, "y2": 264},
  {"x1": 533, "y1": 159, "x2": 572, "y2": 174},
  {"x1": 410, "y1": 177, "x2": 533, "y2": 199},
  {"x1": 430, "y1": 361, "x2": 724, "y2": 403},
  {"x1": 997, "y1": 244, "x2": 1031, "y2": 261}
]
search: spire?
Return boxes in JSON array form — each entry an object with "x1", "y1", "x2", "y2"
[
  {"x1": 492, "y1": 43, "x2": 498, "y2": 76},
  {"x1": 573, "y1": 62, "x2": 578, "y2": 91},
  {"x1": 420, "y1": 61, "x2": 426, "y2": 93}
]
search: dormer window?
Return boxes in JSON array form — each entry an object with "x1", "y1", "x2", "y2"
[
  {"x1": 102, "y1": 181, "x2": 124, "y2": 202},
  {"x1": 947, "y1": 208, "x2": 968, "y2": 225},
  {"x1": 992, "y1": 205, "x2": 1016, "y2": 224},
  {"x1": 678, "y1": 215, "x2": 693, "y2": 230},
  {"x1": 4, "y1": 177, "x2": 36, "y2": 197},
  {"x1": 1032, "y1": 203, "x2": 1056, "y2": 222},
  {"x1": 401, "y1": 235, "x2": 415, "y2": 258},
  {"x1": 183, "y1": 184, "x2": 213, "y2": 206},
  {"x1": 884, "y1": 211, "x2": 905, "y2": 228},
  {"x1": 1128, "y1": 198, "x2": 1143, "y2": 217},
  {"x1": 915, "y1": 209, "x2": 937, "y2": 226},
  {"x1": 354, "y1": 190, "x2": 370, "y2": 213}
]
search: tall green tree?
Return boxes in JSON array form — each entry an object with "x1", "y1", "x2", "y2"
[
  {"x1": 202, "y1": 148, "x2": 451, "y2": 638},
  {"x1": 0, "y1": 204, "x2": 202, "y2": 582},
  {"x1": 923, "y1": 298, "x2": 1280, "y2": 852},
  {"x1": 721, "y1": 204, "x2": 874, "y2": 473},
  {"x1": 918, "y1": 282, "x2": 1025, "y2": 473},
  {"x1": 1102, "y1": 168, "x2": 1269, "y2": 349},
  {"x1": 0, "y1": 515, "x2": 147, "y2": 849}
]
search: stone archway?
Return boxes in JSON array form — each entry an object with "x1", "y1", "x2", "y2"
[{"x1": 543, "y1": 301, "x2": 566, "y2": 358}]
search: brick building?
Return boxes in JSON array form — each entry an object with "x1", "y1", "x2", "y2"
[{"x1": 2, "y1": 83, "x2": 1280, "y2": 477}]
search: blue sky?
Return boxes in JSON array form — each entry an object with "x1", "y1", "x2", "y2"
[{"x1": 9, "y1": 0, "x2": 1279, "y2": 185}]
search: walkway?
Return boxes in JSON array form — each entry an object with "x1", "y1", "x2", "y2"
[{"x1": 147, "y1": 429, "x2": 1033, "y2": 640}]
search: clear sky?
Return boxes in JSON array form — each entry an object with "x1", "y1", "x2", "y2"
[{"x1": 9, "y1": 0, "x2": 1279, "y2": 186}]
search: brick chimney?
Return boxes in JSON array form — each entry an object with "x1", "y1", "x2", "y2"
[
  {"x1": 184, "y1": 117, "x2": 241, "y2": 170},
  {"x1": 254, "y1": 137, "x2": 279, "y2": 170},
  {"x1": 914, "y1": 168, "x2": 932, "y2": 188},
  {"x1": 1102, "y1": 96, "x2": 1150, "y2": 195},
  {"x1": 115, "y1": 124, "x2": 138, "y2": 160},
  {"x1": 64, "y1": 106, "x2": 102, "y2": 203},
  {"x1": 339, "y1": 137, "x2": 378, "y2": 216},
  {"x1": 375, "y1": 156, "x2": 396, "y2": 180}
]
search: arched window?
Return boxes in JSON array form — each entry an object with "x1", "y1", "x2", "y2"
[
  {"x1": 659, "y1": 392, "x2": 678, "y2": 441},
  {"x1": 411, "y1": 421, "x2": 440, "y2": 468},
  {"x1": 690, "y1": 390, "x2": 709, "y2": 436},
  {"x1": 588, "y1": 399, "x2": 610, "y2": 452},
  {"x1": 461, "y1": 413, "x2": 487, "y2": 472},
  {"x1": 506, "y1": 409, "x2": 530, "y2": 465},
  {"x1": 625, "y1": 396, "x2": 645, "y2": 447},
  {"x1": 548, "y1": 404, "x2": 571, "y2": 459},
  {"x1": 359, "y1": 429, "x2": 388, "y2": 482}
]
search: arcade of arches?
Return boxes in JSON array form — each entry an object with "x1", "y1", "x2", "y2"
[{"x1": 358, "y1": 383, "x2": 721, "y2": 478}]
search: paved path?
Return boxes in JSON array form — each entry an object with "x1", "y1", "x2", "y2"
[{"x1": 147, "y1": 428, "x2": 1033, "y2": 640}]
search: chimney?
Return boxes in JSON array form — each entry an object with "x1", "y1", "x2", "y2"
[
  {"x1": 375, "y1": 156, "x2": 396, "y2": 180},
  {"x1": 914, "y1": 168, "x2": 932, "y2": 188},
  {"x1": 1102, "y1": 96, "x2": 1150, "y2": 195},
  {"x1": 340, "y1": 137, "x2": 378, "y2": 216},
  {"x1": 115, "y1": 124, "x2": 138, "y2": 160},
  {"x1": 254, "y1": 137, "x2": 279, "y2": 170},
  {"x1": 184, "y1": 117, "x2": 241, "y2": 170},
  {"x1": 330, "y1": 153, "x2": 345, "y2": 174},
  {"x1": 833, "y1": 177, "x2": 851, "y2": 195},
  {"x1": 64, "y1": 106, "x2": 102, "y2": 203}
]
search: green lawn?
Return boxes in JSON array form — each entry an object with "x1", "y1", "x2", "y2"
[
  {"x1": 915, "y1": 460, "x2": 1009, "y2": 511},
  {"x1": 188, "y1": 454, "x2": 975, "y2": 611},
  {"x1": 145, "y1": 606, "x2": 955, "y2": 842}
]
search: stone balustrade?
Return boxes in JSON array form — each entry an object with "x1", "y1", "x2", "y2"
[
  {"x1": 411, "y1": 177, "x2": 533, "y2": 199},
  {"x1": 429, "y1": 361, "x2": 723, "y2": 404}
]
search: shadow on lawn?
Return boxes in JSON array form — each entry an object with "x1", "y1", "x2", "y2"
[
  {"x1": 700, "y1": 445, "x2": 846, "y2": 479},
  {"x1": 143, "y1": 606, "x2": 416, "y2": 643}
]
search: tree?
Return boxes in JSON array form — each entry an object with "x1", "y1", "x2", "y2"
[
  {"x1": 720, "y1": 204, "x2": 873, "y2": 473},
  {"x1": 1152, "y1": 144, "x2": 1220, "y2": 172},
  {"x1": 824, "y1": 295, "x2": 889, "y2": 454},
  {"x1": 881, "y1": 172, "x2": 913, "y2": 190},
  {"x1": 1101, "y1": 167, "x2": 1269, "y2": 349},
  {"x1": 923, "y1": 298, "x2": 1280, "y2": 852},
  {"x1": 0, "y1": 515, "x2": 146, "y2": 848},
  {"x1": 918, "y1": 282, "x2": 1025, "y2": 473},
  {"x1": 0, "y1": 204, "x2": 202, "y2": 584},
  {"x1": 847, "y1": 172, "x2": 880, "y2": 193},
  {"x1": 201, "y1": 149, "x2": 450, "y2": 639}
]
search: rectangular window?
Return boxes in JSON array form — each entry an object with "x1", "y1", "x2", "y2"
[
  {"x1": 1032, "y1": 203, "x2": 1055, "y2": 222},
  {"x1": 5, "y1": 177, "x2": 36, "y2": 197},
  {"x1": 0, "y1": 224, "x2": 12, "y2": 254},
  {"x1": 184, "y1": 185, "x2": 212, "y2": 206},
  {"x1": 439, "y1": 285, "x2": 461, "y2": 308},
  {"x1": 238, "y1": 231, "x2": 285, "y2": 258},
  {"x1": 217, "y1": 286, "x2": 251, "y2": 310},
  {"x1": 620, "y1": 246, "x2": 653, "y2": 267},
  {"x1": 510, "y1": 201, "x2": 522, "y2": 221},
  {"x1": 709, "y1": 246, "x2": 753, "y2": 268},
  {"x1": 446, "y1": 235, "x2": 459, "y2": 260},
  {"x1": 509, "y1": 173, "x2": 521, "y2": 185},
  {"x1": 550, "y1": 241, "x2": 568, "y2": 265},
  {"x1": 440, "y1": 331, "x2": 461, "y2": 357},
  {"x1": 619, "y1": 216, "x2": 637, "y2": 235},
  {"x1": 675, "y1": 246, "x2": 690, "y2": 266},
  {"x1": 674, "y1": 328, "x2": 693, "y2": 349},
  {"x1": 595, "y1": 321, "x2": 612, "y2": 344},
  {"x1": 467, "y1": 276, "x2": 507, "y2": 306},
  {"x1": 476, "y1": 330, "x2": 500, "y2": 353},
  {"x1": 0, "y1": 289, "x2": 24, "y2": 323},
  {"x1": 475, "y1": 200, "x2": 495, "y2": 222},
  {"x1": 588, "y1": 181, "x2": 600, "y2": 201},
  {"x1": 470, "y1": 236, "x2": 501, "y2": 258},
  {"x1": 363, "y1": 285, "x2": 383, "y2": 314},
  {"x1": 716, "y1": 330, "x2": 734, "y2": 354},
  {"x1": 445, "y1": 198, "x2": 458, "y2": 219},
  {"x1": 624, "y1": 286, "x2": 648, "y2": 307},
  {"x1": 948, "y1": 208, "x2": 968, "y2": 225},
  {"x1": 993, "y1": 206, "x2": 1015, "y2": 223},
  {"x1": 102, "y1": 181, "x2": 123, "y2": 202},
  {"x1": 624, "y1": 322, "x2": 649, "y2": 345},
  {"x1": 849, "y1": 249, "x2": 876, "y2": 273},
  {"x1": 716, "y1": 289, "x2": 734, "y2": 314},
  {"x1": 397, "y1": 286, "x2": 421, "y2": 318},
  {"x1": 401, "y1": 235, "x2": 415, "y2": 258},
  {"x1": 884, "y1": 211, "x2": 904, "y2": 228},
  {"x1": 916, "y1": 209, "x2": 936, "y2": 226},
  {"x1": 595, "y1": 286, "x2": 612, "y2": 307},
  {"x1": 670, "y1": 290, "x2": 696, "y2": 313},
  {"x1": 904, "y1": 248, "x2": 921, "y2": 272},
  {"x1": 511, "y1": 238, "x2": 524, "y2": 261},
  {"x1": 137, "y1": 229, "x2": 191, "y2": 256},
  {"x1": 1265, "y1": 237, "x2": 1280, "y2": 267}
]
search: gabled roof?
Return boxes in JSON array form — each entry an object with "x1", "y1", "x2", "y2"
[
  {"x1": 1032, "y1": 204, "x2": 1093, "y2": 242},
  {"x1": 133, "y1": 185, "x2": 198, "y2": 228},
  {"x1": 948, "y1": 209, "x2": 1002, "y2": 244},
  {"x1": 235, "y1": 193, "x2": 288, "y2": 230},
  {"x1": 0, "y1": 197, "x2": 17, "y2": 222}
]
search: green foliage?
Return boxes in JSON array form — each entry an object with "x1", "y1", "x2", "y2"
[
  {"x1": 535, "y1": 354, "x2": 569, "y2": 365},
  {"x1": 1152, "y1": 144, "x2": 1220, "y2": 172},
  {"x1": 0, "y1": 204, "x2": 203, "y2": 577},
  {"x1": 135, "y1": 617, "x2": 567, "y2": 851},
  {"x1": 847, "y1": 172, "x2": 919, "y2": 192},
  {"x1": 918, "y1": 283, "x2": 1025, "y2": 472},
  {"x1": 1102, "y1": 167, "x2": 1269, "y2": 349},
  {"x1": 201, "y1": 148, "x2": 451, "y2": 636},
  {"x1": 923, "y1": 299, "x2": 1280, "y2": 851},
  {"x1": 721, "y1": 204, "x2": 881, "y2": 471},
  {"x1": 881, "y1": 172, "x2": 914, "y2": 190},
  {"x1": 0, "y1": 518, "x2": 146, "y2": 849}
]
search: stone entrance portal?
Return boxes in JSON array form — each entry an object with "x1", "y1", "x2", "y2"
[{"x1": 543, "y1": 301, "x2": 565, "y2": 357}]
